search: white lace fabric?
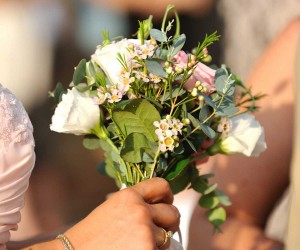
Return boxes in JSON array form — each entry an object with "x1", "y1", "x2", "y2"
[
  {"x1": 0, "y1": 84, "x2": 35, "y2": 250},
  {"x1": 0, "y1": 84, "x2": 34, "y2": 152}
]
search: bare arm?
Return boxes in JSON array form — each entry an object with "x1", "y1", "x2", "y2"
[
  {"x1": 11, "y1": 178, "x2": 180, "y2": 250},
  {"x1": 189, "y1": 19, "x2": 300, "y2": 250}
]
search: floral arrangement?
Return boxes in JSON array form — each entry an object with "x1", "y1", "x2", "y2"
[{"x1": 50, "y1": 5, "x2": 266, "y2": 231}]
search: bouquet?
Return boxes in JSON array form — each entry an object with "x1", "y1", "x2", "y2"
[{"x1": 50, "y1": 5, "x2": 266, "y2": 232}]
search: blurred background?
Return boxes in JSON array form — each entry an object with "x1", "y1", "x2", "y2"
[{"x1": 0, "y1": 0, "x2": 299, "y2": 243}]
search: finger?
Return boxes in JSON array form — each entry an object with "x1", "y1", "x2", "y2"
[
  {"x1": 131, "y1": 178, "x2": 173, "y2": 204},
  {"x1": 150, "y1": 203, "x2": 180, "y2": 232},
  {"x1": 154, "y1": 226, "x2": 172, "y2": 250}
]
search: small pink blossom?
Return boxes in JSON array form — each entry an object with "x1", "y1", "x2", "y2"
[
  {"x1": 107, "y1": 88, "x2": 123, "y2": 103},
  {"x1": 173, "y1": 50, "x2": 216, "y2": 93}
]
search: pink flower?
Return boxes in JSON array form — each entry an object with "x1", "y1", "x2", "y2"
[{"x1": 173, "y1": 51, "x2": 216, "y2": 93}]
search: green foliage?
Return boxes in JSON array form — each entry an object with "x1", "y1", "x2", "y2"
[
  {"x1": 170, "y1": 34, "x2": 186, "y2": 58},
  {"x1": 50, "y1": 4, "x2": 264, "y2": 232},
  {"x1": 150, "y1": 29, "x2": 167, "y2": 43},
  {"x1": 206, "y1": 207, "x2": 227, "y2": 229},
  {"x1": 49, "y1": 82, "x2": 65, "y2": 104},
  {"x1": 165, "y1": 158, "x2": 190, "y2": 181},
  {"x1": 120, "y1": 133, "x2": 154, "y2": 163},
  {"x1": 145, "y1": 59, "x2": 167, "y2": 78},
  {"x1": 72, "y1": 59, "x2": 87, "y2": 86},
  {"x1": 194, "y1": 31, "x2": 220, "y2": 60},
  {"x1": 112, "y1": 99, "x2": 161, "y2": 142}
]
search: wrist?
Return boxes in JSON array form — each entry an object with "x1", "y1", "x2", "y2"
[{"x1": 56, "y1": 234, "x2": 75, "y2": 250}]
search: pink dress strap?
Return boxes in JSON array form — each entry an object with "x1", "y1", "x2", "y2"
[{"x1": 0, "y1": 84, "x2": 35, "y2": 250}]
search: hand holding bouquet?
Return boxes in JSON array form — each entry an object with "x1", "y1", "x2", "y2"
[{"x1": 50, "y1": 5, "x2": 266, "y2": 231}]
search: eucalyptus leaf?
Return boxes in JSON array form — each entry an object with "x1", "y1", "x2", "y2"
[
  {"x1": 215, "y1": 68, "x2": 235, "y2": 96},
  {"x1": 160, "y1": 87, "x2": 186, "y2": 102},
  {"x1": 75, "y1": 83, "x2": 89, "y2": 92},
  {"x1": 198, "y1": 173, "x2": 215, "y2": 179},
  {"x1": 199, "y1": 192, "x2": 220, "y2": 209},
  {"x1": 216, "y1": 105, "x2": 239, "y2": 117},
  {"x1": 170, "y1": 34, "x2": 186, "y2": 57},
  {"x1": 199, "y1": 105, "x2": 213, "y2": 122},
  {"x1": 150, "y1": 28, "x2": 167, "y2": 42},
  {"x1": 215, "y1": 189, "x2": 232, "y2": 206},
  {"x1": 187, "y1": 113, "x2": 202, "y2": 130},
  {"x1": 204, "y1": 183, "x2": 218, "y2": 195},
  {"x1": 186, "y1": 139, "x2": 197, "y2": 152},
  {"x1": 83, "y1": 136, "x2": 102, "y2": 150},
  {"x1": 145, "y1": 59, "x2": 167, "y2": 78},
  {"x1": 168, "y1": 167, "x2": 191, "y2": 194},
  {"x1": 112, "y1": 99, "x2": 161, "y2": 142},
  {"x1": 51, "y1": 82, "x2": 65, "y2": 104},
  {"x1": 187, "y1": 113, "x2": 216, "y2": 138},
  {"x1": 191, "y1": 176, "x2": 208, "y2": 193},
  {"x1": 199, "y1": 123, "x2": 216, "y2": 139},
  {"x1": 73, "y1": 59, "x2": 87, "y2": 86},
  {"x1": 206, "y1": 207, "x2": 226, "y2": 227},
  {"x1": 96, "y1": 161, "x2": 107, "y2": 175},
  {"x1": 199, "y1": 93, "x2": 216, "y2": 109}
]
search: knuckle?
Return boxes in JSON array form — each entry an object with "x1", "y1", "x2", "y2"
[
  {"x1": 136, "y1": 204, "x2": 151, "y2": 218},
  {"x1": 157, "y1": 178, "x2": 172, "y2": 193}
]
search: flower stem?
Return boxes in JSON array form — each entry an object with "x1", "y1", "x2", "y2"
[
  {"x1": 149, "y1": 149, "x2": 161, "y2": 178},
  {"x1": 161, "y1": 5, "x2": 180, "y2": 38}
]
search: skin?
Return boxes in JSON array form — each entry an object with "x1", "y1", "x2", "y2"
[
  {"x1": 188, "y1": 19, "x2": 300, "y2": 250},
  {"x1": 15, "y1": 178, "x2": 180, "y2": 250}
]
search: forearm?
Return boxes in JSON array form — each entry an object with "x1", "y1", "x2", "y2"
[
  {"x1": 20, "y1": 239, "x2": 63, "y2": 250},
  {"x1": 212, "y1": 218, "x2": 284, "y2": 250}
]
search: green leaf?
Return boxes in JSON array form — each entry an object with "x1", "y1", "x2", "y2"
[
  {"x1": 83, "y1": 136, "x2": 102, "y2": 150},
  {"x1": 73, "y1": 59, "x2": 87, "y2": 86},
  {"x1": 187, "y1": 113, "x2": 216, "y2": 138},
  {"x1": 206, "y1": 207, "x2": 226, "y2": 227},
  {"x1": 145, "y1": 59, "x2": 167, "y2": 78},
  {"x1": 112, "y1": 99, "x2": 161, "y2": 142},
  {"x1": 75, "y1": 83, "x2": 89, "y2": 92},
  {"x1": 96, "y1": 162, "x2": 107, "y2": 175},
  {"x1": 165, "y1": 158, "x2": 190, "y2": 181},
  {"x1": 204, "y1": 183, "x2": 218, "y2": 195},
  {"x1": 150, "y1": 28, "x2": 167, "y2": 42},
  {"x1": 199, "y1": 93, "x2": 216, "y2": 109},
  {"x1": 199, "y1": 105, "x2": 213, "y2": 122},
  {"x1": 215, "y1": 189, "x2": 232, "y2": 206},
  {"x1": 186, "y1": 139, "x2": 197, "y2": 152},
  {"x1": 199, "y1": 192, "x2": 219, "y2": 209},
  {"x1": 120, "y1": 133, "x2": 153, "y2": 163},
  {"x1": 191, "y1": 176, "x2": 208, "y2": 193},
  {"x1": 168, "y1": 167, "x2": 191, "y2": 194},
  {"x1": 199, "y1": 123, "x2": 216, "y2": 139},
  {"x1": 50, "y1": 82, "x2": 65, "y2": 104},
  {"x1": 170, "y1": 34, "x2": 186, "y2": 57},
  {"x1": 216, "y1": 98, "x2": 239, "y2": 117},
  {"x1": 160, "y1": 87, "x2": 186, "y2": 102},
  {"x1": 187, "y1": 113, "x2": 202, "y2": 129},
  {"x1": 215, "y1": 68, "x2": 235, "y2": 96}
]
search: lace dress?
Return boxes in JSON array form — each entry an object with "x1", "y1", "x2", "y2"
[{"x1": 0, "y1": 84, "x2": 35, "y2": 250}]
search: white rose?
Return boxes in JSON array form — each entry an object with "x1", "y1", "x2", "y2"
[
  {"x1": 219, "y1": 113, "x2": 267, "y2": 157},
  {"x1": 50, "y1": 87, "x2": 100, "y2": 135},
  {"x1": 91, "y1": 39, "x2": 140, "y2": 85}
]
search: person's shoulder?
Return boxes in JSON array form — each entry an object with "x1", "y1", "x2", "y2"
[
  {"x1": 0, "y1": 83, "x2": 34, "y2": 152},
  {"x1": 280, "y1": 18, "x2": 300, "y2": 39}
]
